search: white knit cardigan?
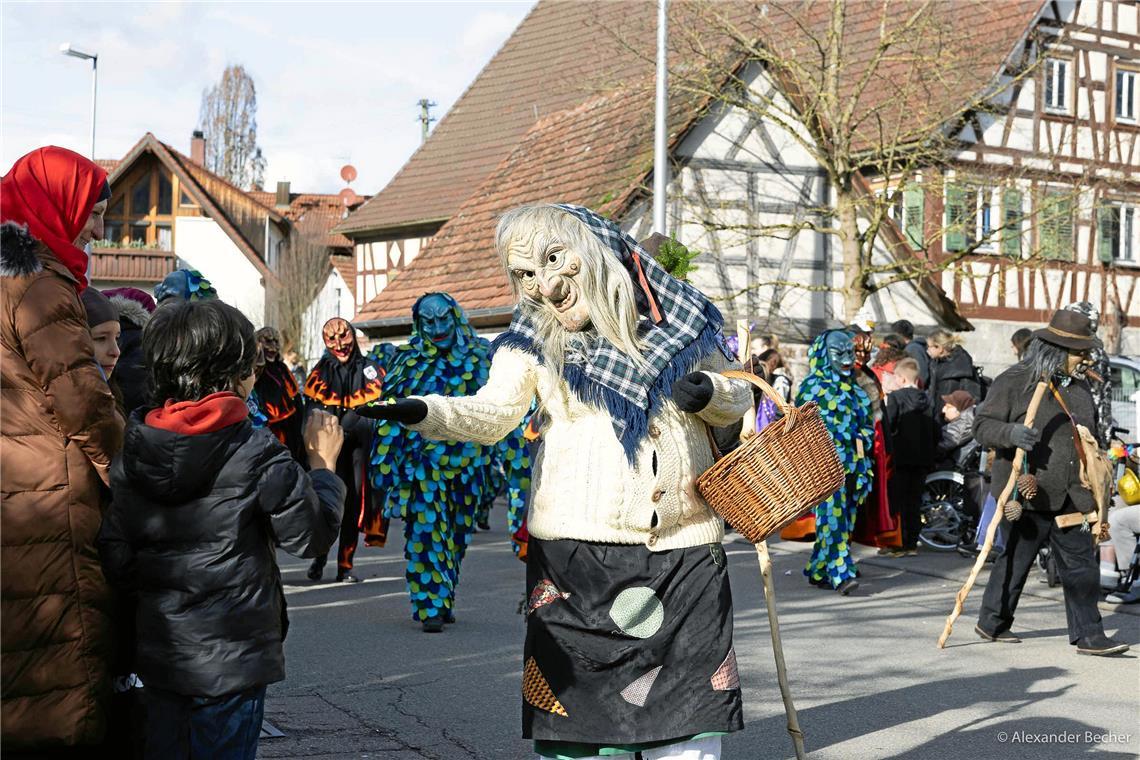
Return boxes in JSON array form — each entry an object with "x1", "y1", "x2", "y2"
[{"x1": 409, "y1": 346, "x2": 752, "y2": 551}]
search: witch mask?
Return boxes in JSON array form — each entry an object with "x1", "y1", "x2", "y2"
[
  {"x1": 505, "y1": 233, "x2": 588, "y2": 332},
  {"x1": 323, "y1": 318, "x2": 356, "y2": 364}
]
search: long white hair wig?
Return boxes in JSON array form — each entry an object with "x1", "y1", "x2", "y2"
[{"x1": 495, "y1": 205, "x2": 645, "y2": 374}]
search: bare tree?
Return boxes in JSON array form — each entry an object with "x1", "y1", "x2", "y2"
[
  {"x1": 610, "y1": 1, "x2": 1104, "y2": 323},
  {"x1": 267, "y1": 226, "x2": 330, "y2": 356},
  {"x1": 198, "y1": 64, "x2": 266, "y2": 190}
]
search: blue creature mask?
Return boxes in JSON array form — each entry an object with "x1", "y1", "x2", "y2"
[
  {"x1": 416, "y1": 293, "x2": 458, "y2": 352},
  {"x1": 825, "y1": 331, "x2": 856, "y2": 378}
]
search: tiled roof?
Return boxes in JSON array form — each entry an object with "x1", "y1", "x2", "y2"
[
  {"x1": 354, "y1": 0, "x2": 1043, "y2": 327},
  {"x1": 89, "y1": 247, "x2": 175, "y2": 283},
  {"x1": 336, "y1": 0, "x2": 654, "y2": 235},
  {"x1": 341, "y1": 0, "x2": 1040, "y2": 237},
  {"x1": 249, "y1": 191, "x2": 367, "y2": 249},
  {"x1": 354, "y1": 84, "x2": 675, "y2": 324}
]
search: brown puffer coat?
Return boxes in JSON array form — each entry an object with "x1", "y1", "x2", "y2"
[{"x1": 1, "y1": 222, "x2": 124, "y2": 748}]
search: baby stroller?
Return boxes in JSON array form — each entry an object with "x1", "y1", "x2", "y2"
[{"x1": 920, "y1": 442, "x2": 988, "y2": 552}]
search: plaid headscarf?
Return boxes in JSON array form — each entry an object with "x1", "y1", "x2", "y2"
[{"x1": 492, "y1": 204, "x2": 729, "y2": 462}]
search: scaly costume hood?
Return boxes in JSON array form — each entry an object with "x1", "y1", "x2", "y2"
[{"x1": 795, "y1": 330, "x2": 874, "y2": 491}]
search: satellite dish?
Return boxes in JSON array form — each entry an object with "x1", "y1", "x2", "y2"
[
  {"x1": 339, "y1": 188, "x2": 359, "y2": 207},
  {"x1": 340, "y1": 164, "x2": 357, "y2": 183}
]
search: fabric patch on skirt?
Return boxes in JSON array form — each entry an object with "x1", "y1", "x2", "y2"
[
  {"x1": 608, "y1": 587, "x2": 664, "y2": 638},
  {"x1": 523, "y1": 657, "x2": 568, "y2": 717},
  {"x1": 710, "y1": 648, "x2": 739, "y2": 691},
  {"x1": 528, "y1": 578, "x2": 571, "y2": 617},
  {"x1": 619, "y1": 666, "x2": 663, "y2": 707}
]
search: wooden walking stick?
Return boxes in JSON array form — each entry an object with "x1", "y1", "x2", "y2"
[
  {"x1": 755, "y1": 541, "x2": 807, "y2": 759},
  {"x1": 938, "y1": 380, "x2": 1049, "y2": 648},
  {"x1": 735, "y1": 321, "x2": 806, "y2": 760}
]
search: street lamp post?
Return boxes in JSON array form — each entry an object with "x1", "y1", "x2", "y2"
[{"x1": 59, "y1": 43, "x2": 98, "y2": 159}]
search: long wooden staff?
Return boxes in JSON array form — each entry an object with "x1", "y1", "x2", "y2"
[
  {"x1": 938, "y1": 380, "x2": 1048, "y2": 648},
  {"x1": 736, "y1": 322, "x2": 806, "y2": 760},
  {"x1": 755, "y1": 541, "x2": 806, "y2": 758}
]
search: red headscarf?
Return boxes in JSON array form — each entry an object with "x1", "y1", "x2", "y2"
[{"x1": 1, "y1": 146, "x2": 108, "y2": 292}]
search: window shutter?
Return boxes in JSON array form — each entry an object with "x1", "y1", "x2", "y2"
[
  {"x1": 903, "y1": 186, "x2": 924, "y2": 249},
  {"x1": 1001, "y1": 189, "x2": 1023, "y2": 257},
  {"x1": 1040, "y1": 193, "x2": 1074, "y2": 261},
  {"x1": 945, "y1": 184, "x2": 967, "y2": 252},
  {"x1": 1097, "y1": 206, "x2": 1119, "y2": 264}
]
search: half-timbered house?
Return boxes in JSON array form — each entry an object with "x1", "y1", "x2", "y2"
[{"x1": 346, "y1": 0, "x2": 1137, "y2": 381}]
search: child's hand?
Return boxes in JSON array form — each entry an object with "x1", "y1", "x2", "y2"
[{"x1": 305, "y1": 410, "x2": 344, "y2": 471}]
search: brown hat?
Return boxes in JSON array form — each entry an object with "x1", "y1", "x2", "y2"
[
  {"x1": 941, "y1": 390, "x2": 976, "y2": 413},
  {"x1": 80, "y1": 287, "x2": 118, "y2": 328},
  {"x1": 1033, "y1": 309, "x2": 1101, "y2": 351}
]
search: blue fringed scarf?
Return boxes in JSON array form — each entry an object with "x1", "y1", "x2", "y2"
[{"x1": 491, "y1": 204, "x2": 729, "y2": 462}]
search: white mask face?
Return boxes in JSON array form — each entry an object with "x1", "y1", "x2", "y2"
[{"x1": 507, "y1": 242, "x2": 590, "y2": 332}]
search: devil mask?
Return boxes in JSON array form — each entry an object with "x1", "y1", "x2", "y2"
[
  {"x1": 322, "y1": 318, "x2": 357, "y2": 364},
  {"x1": 256, "y1": 326, "x2": 282, "y2": 364}
]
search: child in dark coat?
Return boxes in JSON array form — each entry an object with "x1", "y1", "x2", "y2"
[
  {"x1": 98, "y1": 300, "x2": 346, "y2": 760},
  {"x1": 885, "y1": 358, "x2": 937, "y2": 554}
]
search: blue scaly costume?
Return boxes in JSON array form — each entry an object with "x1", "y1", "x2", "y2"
[
  {"x1": 795, "y1": 330, "x2": 874, "y2": 589},
  {"x1": 369, "y1": 294, "x2": 531, "y2": 624}
]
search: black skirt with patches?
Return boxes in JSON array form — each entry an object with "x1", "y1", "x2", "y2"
[{"x1": 522, "y1": 538, "x2": 744, "y2": 744}]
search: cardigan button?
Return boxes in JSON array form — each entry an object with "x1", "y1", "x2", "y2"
[
  {"x1": 649, "y1": 424, "x2": 661, "y2": 438},
  {"x1": 647, "y1": 533, "x2": 658, "y2": 547},
  {"x1": 652, "y1": 489, "x2": 665, "y2": 502}
]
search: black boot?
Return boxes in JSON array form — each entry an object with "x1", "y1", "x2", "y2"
[
  {"x1": 1075, "y1": 633, "x2": 1129, "y2": 656},
  {"x1": 422, "y1": 617, "x2": 444, "y2": 633},
  {"x1": 307, "y1": 557, "x2": 325, "y2": 581}
]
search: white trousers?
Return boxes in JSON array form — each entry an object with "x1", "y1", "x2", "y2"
[{"x1": 538, "y1": 735, "x2": 722, "y2": 760}]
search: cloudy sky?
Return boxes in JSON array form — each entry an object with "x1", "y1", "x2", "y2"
[{"x1": 1, "y1": 1, "x2": 535, "y2": 194}]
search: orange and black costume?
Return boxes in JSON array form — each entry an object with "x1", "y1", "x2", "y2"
[
  {"x1": 303, "y1": 318, "x2": 386, "y2": 581},
  {"x1": 255, "y1": 360, "x2": 304, "y2": 462}
]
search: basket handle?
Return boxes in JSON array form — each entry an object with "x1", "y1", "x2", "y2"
[{"x1": 720, "y1": 370, "x2": 801, "y2": 432}]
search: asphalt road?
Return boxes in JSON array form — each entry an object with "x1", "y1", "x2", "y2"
[{"x1": 259, "y1": 521, "x2": 1140, "y2": 760}]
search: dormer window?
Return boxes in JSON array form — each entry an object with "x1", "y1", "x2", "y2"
[{"x1": 1044, "y1": 58, "x2": 1070, "y2": 114}]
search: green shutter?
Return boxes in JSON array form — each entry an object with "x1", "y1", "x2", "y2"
[
  {"x1": 1040, "y1": 193, "x2": 1074, "y2": 261},
  {"x1": 945, "y1": 184, "x2": 968, "y2": 252},
  {"x1": 1001, "y1": 189, "x2": 1023, "y2": 257},
  {"x1": 1097, "y1": 206, "x2": 1119, "y2": 264},
  {"x1": 903, "y1": 186, "x2": 924, "y2": 249}
]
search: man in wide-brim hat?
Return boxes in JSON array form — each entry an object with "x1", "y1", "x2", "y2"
[{"x1": 972, "y1": 309, "x2": 1128, "y2": 656}]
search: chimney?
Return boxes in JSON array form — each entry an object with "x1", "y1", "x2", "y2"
[
  {"x1": 190, "y1": 130, "x2": 205, "y2": 166},
  {"x1": 275, "y1": 181, "x2": 291, "y2": 208}
]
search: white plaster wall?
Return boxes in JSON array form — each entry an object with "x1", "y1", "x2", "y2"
[{"x1": 174, "y1": 216, "x2": 265, "y2": 327}]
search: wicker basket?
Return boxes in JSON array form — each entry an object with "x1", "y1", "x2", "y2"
[{"x1": 696, "y1": 371, "x2": 844, "y2": 544}]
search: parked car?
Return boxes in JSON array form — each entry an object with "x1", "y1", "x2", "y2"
[{"x1": 1109, "y1": 355, "x2": 1140, "y2": 437}]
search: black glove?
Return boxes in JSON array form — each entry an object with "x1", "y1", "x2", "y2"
[
  {"x1": 1008, "y1": 424, "x2": 1041, "y2": 452},
  {"x1": 672, "y1": 372, "x2": 714, "y2": 413},
  {"x1": 353, "y1": 399, "x2": 428, "y2": 425}
]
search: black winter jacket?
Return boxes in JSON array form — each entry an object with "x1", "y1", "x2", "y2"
[
  {"x1": 886, "y1": 387, "x2": 936, "y2": 468},
  {"x1": 929, "y1": 346, "x2": 981, "y2": 405},
  {"x1": 972, "y1": 364, "x2": 1096, "y2": 514},
  {"x1": 98, "y1": 411, "x2": 344, "y2": 697},
  {"x1": 115, "y1": 323, "x2": 148, "y2": 415}
]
